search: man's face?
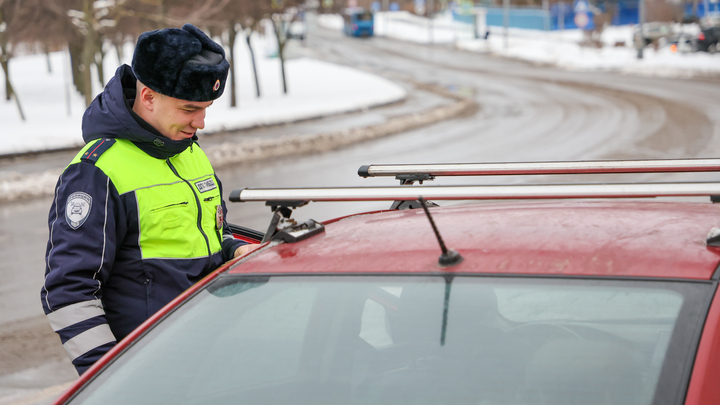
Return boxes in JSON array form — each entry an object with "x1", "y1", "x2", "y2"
[{"x1": 149, "y1": 92, "x2": 213, "y2": 141}]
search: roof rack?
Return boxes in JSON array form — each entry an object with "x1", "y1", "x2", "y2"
[
  {"x1": 230, "y1": 182, "x2": 720, "y2": 203},
  {"x1": 232, "y1": 158, "x2": 720, "y2": 204},
  {"x1": 358, "y1": 158, "x2": 720, "y2": 183},
  {"x1": 231, "y1": 159, "x2": 720, "y2": 243}
]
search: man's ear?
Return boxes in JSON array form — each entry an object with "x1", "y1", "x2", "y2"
[{"x1": 138, "y1": 86, "x2": 156, "y2": 111}]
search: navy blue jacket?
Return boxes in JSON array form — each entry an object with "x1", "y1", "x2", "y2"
[{"x1": 41, "y1": 65, "x2": 245, "y2": 375}]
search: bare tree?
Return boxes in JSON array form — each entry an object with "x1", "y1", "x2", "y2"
[
  {"x1": 206, "y1": 1, "x2": 249, "y2": 107},
  {"x1": 207, "y1": 0, "x2": 268, "y2": 106},
  {"x1": 225, "y1": 20, "x2": 241, "y2": 106},
  {"x1": 41, "y1": 0, "x2": 117, "y2": 105},
  {"x1": 244, "y1": 17, "x2": 262, "y2": 99},
  {"x1": 271, "y1": 13, "x2": 289, "y2": 94},
  {"x1": 211, "y1": 0, "x2": 301, "y2": 98},
  {"x1": 269, "y1": 0, "x2": 303, "y2": 95},
  {"x1": 240, "y1": 0, "x2": 273, "y2": 99},
  {"x1": 3, "y1": 0, "x2": 236, "y2": 112},
  {"x1": 0, "y1": 0, "x2": 25, "y2": 120}
]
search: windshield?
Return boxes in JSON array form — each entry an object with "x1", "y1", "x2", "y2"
[{"x1": 69, "y1": 276, "x2": 709, "y2": 405}]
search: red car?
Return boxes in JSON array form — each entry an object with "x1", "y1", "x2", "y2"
[{"x1": 53, "y1": 159, "x2": 720, "y2": 405}]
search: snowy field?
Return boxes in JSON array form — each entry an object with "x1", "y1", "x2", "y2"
[
  {"x1": 319, "y1": 11, "x2": 720, "y2": 78},
  {"x1": 0, "y1": 33, "x2": 405, "y2": 156}
]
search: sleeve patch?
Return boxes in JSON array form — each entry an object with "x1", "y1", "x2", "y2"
[{"x1": 66, "y1": 192, "x2": 93, "y2": 229}]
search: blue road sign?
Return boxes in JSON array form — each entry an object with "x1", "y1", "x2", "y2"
[{"x1": 574, "y1": 0, "x2": 589, "y2": 13}]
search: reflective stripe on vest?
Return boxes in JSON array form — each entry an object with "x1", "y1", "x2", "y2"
[{"x1": 70, "y1": 139, "x2": 222, "y2": 259}]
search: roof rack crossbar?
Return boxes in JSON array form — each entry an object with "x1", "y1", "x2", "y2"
[
  {"x1": 230, "y1": 182, "x2": 720, "y2": 203},
  {"x1": 358, "y1": 159, "x2": 720, "y2": 178}
]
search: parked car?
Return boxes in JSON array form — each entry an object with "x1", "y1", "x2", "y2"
[
  {"x1": 53, "y1": 159, "x2": 720, "y2": 405},
  {"x1": 696, "y1": 26, "x2": 720, "y2": 53},
  {"x1": 633, "y1": 22, "x2": 674, "y2": 47},
  {"x1": 675, "y1": 32, "x2": 696, "y2": 53},
  {"x1": 288, "y1": 19, "x2": 307, "y2": 41}
]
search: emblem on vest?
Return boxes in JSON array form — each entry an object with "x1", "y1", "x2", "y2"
[
  {"x1": 195, "y1": 178, "x2": 217, "y2": 193},
  {"x1": 65, "y1": 192, "x2": 92, "y2": 229}
]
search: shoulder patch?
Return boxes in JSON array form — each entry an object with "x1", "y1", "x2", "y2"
[
  {"x1": 65, "y1": 192, "x2": 93, "y2": 229},
  {"x1": 81, "y1": 138, "x2": 116, "y2": 164}
]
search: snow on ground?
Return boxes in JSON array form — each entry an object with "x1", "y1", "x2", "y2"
[
  {"x1": 319, "y1": 11, "x2": 720, "y2": 78},
  {"x1": 460, "y1": 24, "x2": 720, "y2": 78},
  {"x1": 0, "y1": 33, "x2": 406, "y2": 156}
]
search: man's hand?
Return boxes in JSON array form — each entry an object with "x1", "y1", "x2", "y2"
[{"x1": 234, "y1": 244, "x2": 259, "y2": 258}]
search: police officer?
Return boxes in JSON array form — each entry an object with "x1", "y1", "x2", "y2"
[{"x1": 41, "y1": 24, "x2": 255, "y2": 375}]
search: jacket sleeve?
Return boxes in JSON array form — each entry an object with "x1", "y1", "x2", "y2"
[
  {"x1": 41, "y1": 162, "x2": 123, "y2": 375},
  {"x1": 216, "y1": 175, "x2": 248, "y2": 262}
]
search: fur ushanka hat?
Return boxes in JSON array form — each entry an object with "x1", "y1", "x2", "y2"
[{"x1": 131, "y1": 24, "x2": 229, "y2": 102}]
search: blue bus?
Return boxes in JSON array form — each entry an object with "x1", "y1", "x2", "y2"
[{"x1": 343, "y1": 9, "x2": 374, "y2": 37}]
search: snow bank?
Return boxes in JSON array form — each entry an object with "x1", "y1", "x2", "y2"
[
  {"x1": 0, "y1": 33, "x2": 405, "y2": 156},
  {"x1": 318, "y1": 11, "x2": 720, "y2": 78}
]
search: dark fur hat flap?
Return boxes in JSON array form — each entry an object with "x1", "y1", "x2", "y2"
[
  {"x1": 132, "y1": 24, "x2": 229, "y2": 102},
  {"x1": 181, "y1": 24, "x2": 226, "y2": 58}
]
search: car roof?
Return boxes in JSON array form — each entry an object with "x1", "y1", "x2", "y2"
[{"x1": 229, "y1": 201, "x2": 720, "y2": 280}]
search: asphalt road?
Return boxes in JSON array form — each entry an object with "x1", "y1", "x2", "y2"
[{"x1": 1, "y1": 22, "x2": 720, "y2": 404}]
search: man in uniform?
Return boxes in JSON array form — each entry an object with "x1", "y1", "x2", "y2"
[{"x1": 41, "y1": 24, "x2": 255, "y2": 375}]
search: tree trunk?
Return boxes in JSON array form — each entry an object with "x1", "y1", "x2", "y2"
[
  {"x1": 0, "y1": 48, "x2": 10, "y2": 101},
  {"x1": 279, "y1": 48, "x2": 287, "y2": 95},
  {"x1": 1, "y1": 58, "x2": 10, "y2": 101},
  {"x1": 0, "y1": 59, "x2": 25, "y2": 121},
  {"x1": 44, "y1": 44, "x2": 52, "y2": 73},
  {"x1": 95, "y1": 46, "x2": 105, "y2": 87},
  {"x1": 81, "y1": 0, "x2": 94, "y2": 106},
  {"x1": 245, "y1": 30, "x2": 260, "y2": 98},
  {"x1": 94, "y1": 31, "x2": 106, "y2": 87},
  {"x1": 11, "y1": 82, "x2": 25, "y2": 121},
  {"x1": 273, "y1": 18, "x2": 288, "y2": 95},
  {"x1": 228, "y1": 21, "x2": 237, "y2": 107},
  {"x1": 82, "y1": 34, "x2": 94, "y2": 106},
  {"x1": 113, "y1": 34, "x2": 125, "y2": 64},
  {"x1": 68, "y1": 41, "x2": 84, "y2": 95},
  {"x1": 0, "y1": 7, "x2": 10, "y2": 101},
  {"x1": 156, "y1": 0, "x2": 166, "y2": 29}
]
